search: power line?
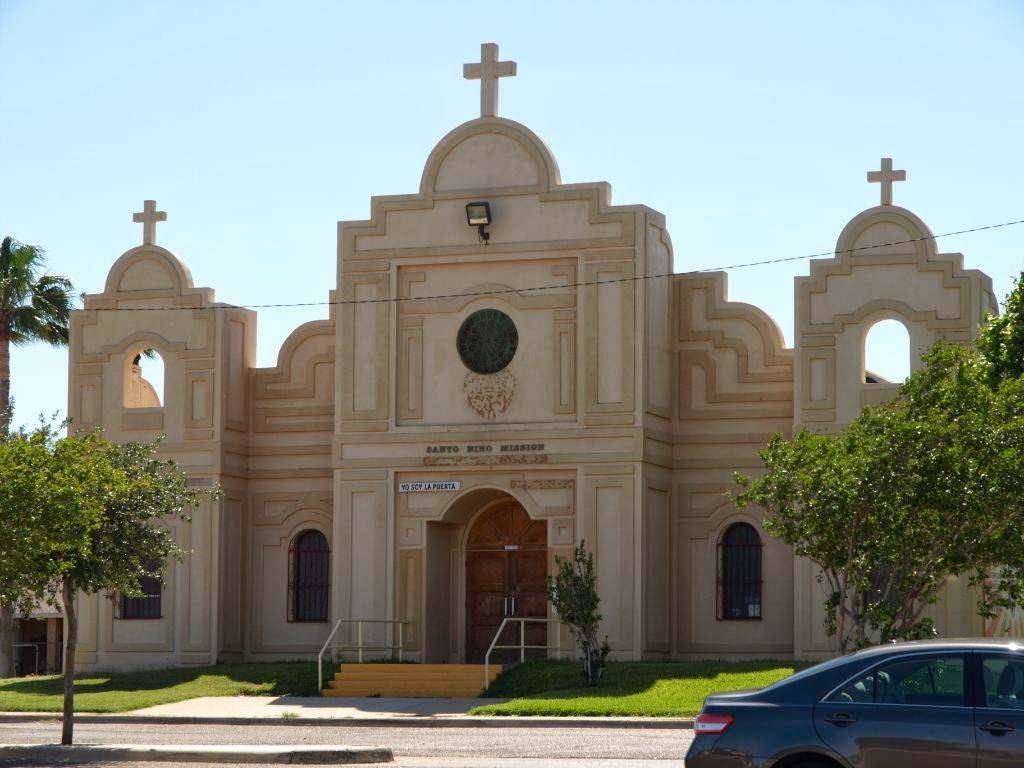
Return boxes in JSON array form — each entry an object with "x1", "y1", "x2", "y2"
[{"x1": 90, "y1": 217, "x2": 1024, "y2": 312}]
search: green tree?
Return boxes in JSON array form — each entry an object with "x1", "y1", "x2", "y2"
[
  {"x1": 0, "y1": 426, "x2": 212, "y2": 744},
  {"x1": 734, "y1": 344, "x2": 1024, "y2": 652},
  {"x1": 547, "y1": 542, "x2": 609, "y2": 685},
  {"x1": 978, "y1": 269, "x2": 1024, "y2": 383},
  {"x1": 0, "y1": 236, "x2": 75, "y2": 677}
]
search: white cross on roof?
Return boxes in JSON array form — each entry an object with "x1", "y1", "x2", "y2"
[
  {"x1": 867, "y1": 157, "x2": 907, "y2": 206},
  {"x1": 132, "y1": 200, "x2": 167, "y2": 246},
  {"x1": 463, "y1": 43, "x2": 517, "y2": 118}
]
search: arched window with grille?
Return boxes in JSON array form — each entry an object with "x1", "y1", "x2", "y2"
[
  {"x1": 718, "y1": 522, "x2": 763, "y2": 620},
  {"x1": 289, "y1": 529, "x2": 330, "y2": 622}
]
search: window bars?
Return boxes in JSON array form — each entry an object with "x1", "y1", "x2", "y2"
[
  {"x1": 289, "y1": 530, "x2": 330, "y2": 622},
  {"x1": 717, "y1": 522, "x2": 763, "y2": 620}
]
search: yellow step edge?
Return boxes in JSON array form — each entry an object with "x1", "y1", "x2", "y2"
[
  {"x1": 327, "y1": 692, "x2": 487, "y2": 696},
  {"x1": 327, "y1": 685, "x2": 486, "y2": 690},
  {"x1": 332, "y1": 672, "x2": 501, "y2": 678},
  {"x1": 329, "y1": 664, "x2": 502, "y2": 672},
  {"x1": 331, "y1": 671, "x2": 500, "y2": 676},
  {"x1": 324, "y1": 696, "x2": 486, "y2": 699},
  {"x1": 329, "y1": 684, "x2": 497, "y2": 688}
]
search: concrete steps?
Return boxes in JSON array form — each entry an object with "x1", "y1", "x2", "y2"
[{"x1": 322, "y1": 663, "x2": 502, "y2": 698}]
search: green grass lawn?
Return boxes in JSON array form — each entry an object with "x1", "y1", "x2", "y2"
[
  {"x1": 0, "y1": 661, "x2": 329, "y2": 713},
  {"x1": 0, "y1": 658, "x2": 806, "y2": 717},
  {"x1": 471, "y1": 659, "x2": 808, "y2": 717}
]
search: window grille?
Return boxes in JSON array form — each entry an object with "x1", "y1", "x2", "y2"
[
  {"x1": 121, "y1": 569, "x2": 162, "y2": 619},
  {"x1": 289, "y1": 530, "x2": 330, "y2": 622},
  {"x1": 718, "y1": 522, "x2": 763, "y2": 620}
]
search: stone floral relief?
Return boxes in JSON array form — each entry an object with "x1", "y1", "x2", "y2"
[
  {"x1": 424, "y1": 451, "x2": 548, "y2": 467},
  {"x1": 509, "y1": 479, "x2": 574, "y2": 490},
  {"x1": 463, "y1": 369, "x2": 516, "y2": 419}
]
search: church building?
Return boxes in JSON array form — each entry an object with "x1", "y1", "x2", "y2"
[{"x1": 65, "y1": 44, "x2": 1000, "y2": 673}]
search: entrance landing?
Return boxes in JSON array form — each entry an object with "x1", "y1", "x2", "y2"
[{"x1": 323, "y1": 663, "x2": 502, "y2": 698}]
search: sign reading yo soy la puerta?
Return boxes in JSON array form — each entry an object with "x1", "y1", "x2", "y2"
[{"x1": 398, "y1": 481, "x2": 462, "y2": 493}]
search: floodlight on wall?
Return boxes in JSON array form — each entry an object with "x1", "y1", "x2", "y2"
[{"x1": 466, "y1": 202, "x2": 492, "y2": 244}]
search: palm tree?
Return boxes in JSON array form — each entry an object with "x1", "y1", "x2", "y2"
[{"x1": 0, "y1": 235, "x2": 74, "y2": 677}]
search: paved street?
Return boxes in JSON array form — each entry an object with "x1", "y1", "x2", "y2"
[
  {"x1": 0, "y1": 720, "x2": 691, "y2": 767},
  {"x1": 0, "y1": 762, "x2": 684, "y2": 768}
]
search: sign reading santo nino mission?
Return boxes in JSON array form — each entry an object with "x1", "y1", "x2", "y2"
[
  {"x1": 62, "y1": 40, "x2": 1002, "y2": 674},
  {"x1": 424, "y1": 443, "x2": 545, "y2": 454}
]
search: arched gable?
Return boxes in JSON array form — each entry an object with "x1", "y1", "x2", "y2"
[
  {"x1": 420, "y1": 117, "x2": 561, "y2": 196},
  {"x1": 794, "y1": 200, "x2": 995, "y2": 435},
  {"x1": 833, "y1": 205, "x2": 937, "y2": 264},
  {"x1": 270, "y1": 319, "x2": 335, "y2": 376},
  {"x1": 102, "y1": 245, "x2": 197, "y2": 296},
  {"x1": 251, "y1": 320, "x2": 335, "y2": 423},
  {"x1": 675, "y1": 271, "x2": 794, "y2": 422}
]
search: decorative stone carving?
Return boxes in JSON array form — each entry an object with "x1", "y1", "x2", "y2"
[
  {"x1": 424, "y1": 451, "x2": 547, "y2": 467},
  {"x1": 510, "y1": 479, "x2": 574, "y2": 490},
  {"x1": 463, "y1": 369, "x2": 515, "y2": 419}
]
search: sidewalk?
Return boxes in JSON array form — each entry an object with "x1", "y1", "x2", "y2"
[
  {"x1": 136, "y1": 696, "x2": 488, "y2": 719},
  {"x1": 0, "y1": 696, "x2": 694, "y2": 729},
  {"x1": 0, "y1": 743, "x2": 393, "y2": 765}
]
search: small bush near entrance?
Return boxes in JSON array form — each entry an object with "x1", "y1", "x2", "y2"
[
  {"x1": 473, "y1": 659, "x2": 808, "y2": 717},
  {"x1": 0, "y1": 661, "x2": 330, "y2": 713}
]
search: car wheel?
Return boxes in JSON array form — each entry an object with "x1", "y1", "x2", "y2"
[{"x1": 777, "y1": 755, "x2": 844, "y2": 768}]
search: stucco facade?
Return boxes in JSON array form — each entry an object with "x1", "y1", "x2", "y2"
[{"x1": 65, "y1": 44, "x2": 1000, "y2": 672}]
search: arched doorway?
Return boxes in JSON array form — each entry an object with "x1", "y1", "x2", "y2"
[{"x1": 465, "y1": 499, "x2": 548, "y2": 663}]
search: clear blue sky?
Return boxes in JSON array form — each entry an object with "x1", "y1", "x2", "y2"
[{"x1": 2, "y1": 0, "x2": 1022, "y2": 427}]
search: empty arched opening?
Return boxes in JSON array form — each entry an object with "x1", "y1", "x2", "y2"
[
  {"x1": 124, "y1": 348, "x2": 165, "y2": 408},
  {"x1": 863, "y1": 319, "x2": 910, "y2": 384}
]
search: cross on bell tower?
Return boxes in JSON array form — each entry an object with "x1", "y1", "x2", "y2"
[
  {"x1": 463, "y1": 42, "x2": 517, "y2": 118},
  {"x1": 133, "y1": 199, "x2": 167, "y2": 246},
  {"x1": 867, "y1": 157, "x2": 906, "y2": 206}
]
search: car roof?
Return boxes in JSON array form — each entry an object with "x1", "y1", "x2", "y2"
[
  {"x1": 750, "y1": 638, "x2": 1024, "y2": 704},
  {"x1": 846, "y1": 638, "x2": 1024, "y2": 659}
]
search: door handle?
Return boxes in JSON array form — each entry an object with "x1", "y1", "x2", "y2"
[
  {"x1": 503, "y1": 597, "x2": 508, "y2": 616},
  {"x1": 824, "y1": 713, "x2": 858, "y2": 727},
  {"x1": 980, "y1": 720, "x2": 1015, "y2": 736},
  {"x1": 510, "y1": 596, "x2": 516, "y2": 615}
]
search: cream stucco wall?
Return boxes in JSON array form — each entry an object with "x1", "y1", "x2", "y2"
[
  {"x1": 66, "y1": 95, "x2": 999, "y2": 672},
  {"x1": 68, "y1": 245, "x2": 255, "y2": 671},
  {"x1": 791, "y1": 205, "x2": 997, "y2": 659}
]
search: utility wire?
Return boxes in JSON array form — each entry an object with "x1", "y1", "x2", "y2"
[{"x1": 90, "y1": 217, "x2": 1024, "y2": 312}]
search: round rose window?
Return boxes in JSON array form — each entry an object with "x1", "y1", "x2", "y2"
[{"x1": 456, "y1": 309, "x2": 518, "y2": 375}]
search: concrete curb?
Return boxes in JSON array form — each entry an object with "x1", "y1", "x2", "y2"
[
  {"x1": 0, "y1": 712, "x2": 694, "y2": 729},
  {"x1": 0, "y1": 743, "x2": 393, "y2": 764}
]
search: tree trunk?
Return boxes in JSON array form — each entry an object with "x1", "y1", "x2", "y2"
[
  {"x1": 0, "y1": 323, "x2": 12, "y2": 679},
  {"x1": 60, "y1": 579, "x2": 77, "y2": 745},
  {"x1": 0, "y1": 605, "x2": 12, "y2": 679},
  {"x1": 0, "y1": 317, "x2": 11, "y2": 435}
]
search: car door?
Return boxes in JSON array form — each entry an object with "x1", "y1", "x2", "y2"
[
  {"x1": 975, "y1": 651, "x2": 1024, "y2": 767},
  {"x1": 813, "y1": 652, "x2": 975, "y2": 768}
]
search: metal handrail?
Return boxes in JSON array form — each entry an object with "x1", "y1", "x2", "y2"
[
  {"x1": 317, "y1": 619, "x2": 409, "y2": 693},
  {"x1": 12, "y1": 642, "x2": 43, "y2": 677},
  {"x1": 483, "y1": 617, "x2": 571, "y2": 689}
]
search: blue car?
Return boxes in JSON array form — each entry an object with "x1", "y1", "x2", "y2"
[{"x1": 685, "y1": 639, "x2": 1024, "y2": 767}]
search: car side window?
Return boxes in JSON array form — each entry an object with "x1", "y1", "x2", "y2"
[
  {"x1": 827, "y1": 655, "x2": 965, "y2": 707},
  {"x1": 829, "y1": 670, "x2": 876, "y2": 703},
  {"x1": 981, "y1": 655, "x2": 1024, "y2": 710}
]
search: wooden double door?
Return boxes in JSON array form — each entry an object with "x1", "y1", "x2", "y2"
[{"x1": 465, "y1": 500, "x2": 548, "y2": 663}]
